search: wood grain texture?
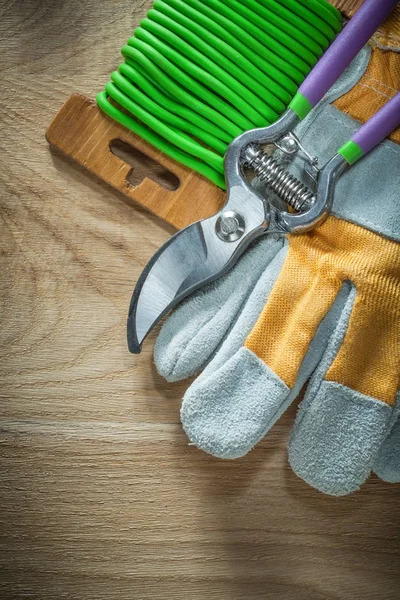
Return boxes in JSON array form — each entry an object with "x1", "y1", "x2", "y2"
[
  {"x1": 334, "y1": 0, "x2": 364, "y2": 15},
  {"x1": 1, "y1": 1, "x2": 399, "y2": 599},
  {"x1": 46, "y1": 94, "x2": 225, "y2": 228}
]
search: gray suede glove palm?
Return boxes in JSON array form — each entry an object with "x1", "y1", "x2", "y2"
[{"x1": 153, "y1": 50, "x2": 400, "y2": 495}]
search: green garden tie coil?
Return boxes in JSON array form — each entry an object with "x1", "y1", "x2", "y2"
[{"x1": 97, "y1": 0, "x2": 342, "y2": 189}]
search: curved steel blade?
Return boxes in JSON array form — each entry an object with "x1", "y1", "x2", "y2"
[{"x1": 128, "y1": 185, "x2": 268, "y2": 353}]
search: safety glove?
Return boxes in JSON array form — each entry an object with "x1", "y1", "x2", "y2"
[{"x1": 154, "y1": 37, "x2": 400, "y2": 495}]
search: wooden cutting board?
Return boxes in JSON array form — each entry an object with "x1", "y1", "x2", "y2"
[{"x1": 45, "y1": 0, "x2": 363, "y2": 230}]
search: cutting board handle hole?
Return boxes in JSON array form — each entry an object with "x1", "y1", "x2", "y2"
[{"x1": 110, "y1": 139, "x2": 180, "y2": 191}]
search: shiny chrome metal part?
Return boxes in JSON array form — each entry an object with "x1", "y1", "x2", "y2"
[
  {"x1": 223, "y1": 109, "x2": 347, "y2": 235},
  {"x1": 128, "y1": 177, "x2": 269, "y2": 353},
  {"x1": 128, "y1": 108, "x2": 348, "y2": 352},
  {"x1": 242, "y1": 144, "x2": 315, "y2": 212}
]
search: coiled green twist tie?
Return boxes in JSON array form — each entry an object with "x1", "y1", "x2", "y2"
[{"x1": 97, "y1": 0, "x2": 341, "y2": 189}]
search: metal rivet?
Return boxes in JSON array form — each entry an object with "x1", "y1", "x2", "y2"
[
  {"x1": 215, "y1": 211, "x2": 245, "y2": 242},
  {"x1": 277, "y1": 134, "x2": 298, "y2": 155}
]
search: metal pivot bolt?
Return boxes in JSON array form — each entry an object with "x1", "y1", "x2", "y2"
[{"x1": 215, "y1": 210, "x2": 246, "y2": 242}]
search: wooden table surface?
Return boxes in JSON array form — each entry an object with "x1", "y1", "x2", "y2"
[{"x1": 1, "y1": 1, "x2": 399, "y2": 599}]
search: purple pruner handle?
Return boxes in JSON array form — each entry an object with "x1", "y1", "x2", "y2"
[
  {"x1": 298, "y1": 0, "x2": 398, "y2": 108},
  {"x1": 352, "y1": 92, "x2": 400, "y2": 155}
]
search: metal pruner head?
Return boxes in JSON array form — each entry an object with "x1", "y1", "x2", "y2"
[{"x1": 128, "y1": 109, "x2": 346, "y2": 353}]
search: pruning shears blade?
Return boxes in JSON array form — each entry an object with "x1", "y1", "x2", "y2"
[{"x1": 128, "y1": 217, "x2": 241, "y2": 353}]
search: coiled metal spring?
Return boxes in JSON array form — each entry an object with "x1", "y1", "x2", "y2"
[{"x1": 242, "y1": 143, "x2": 315, "y2": 212}]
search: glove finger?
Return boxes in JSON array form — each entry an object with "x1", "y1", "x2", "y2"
[
  {"x1": 191, "y1": 239, "x2": 289, "y2": 385},
  {"x1": 154, "y1": 235, "x2": 284, "y2": 382},
  {"x1": 289, "y1": 287, "x2": 396, "y2": 496},
  {"x1": 373, "y1": 394, "x2": 400, "y2": 483},
  {"x1": 180, "y1": 267, "x2": 350, "y2": 460}
]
